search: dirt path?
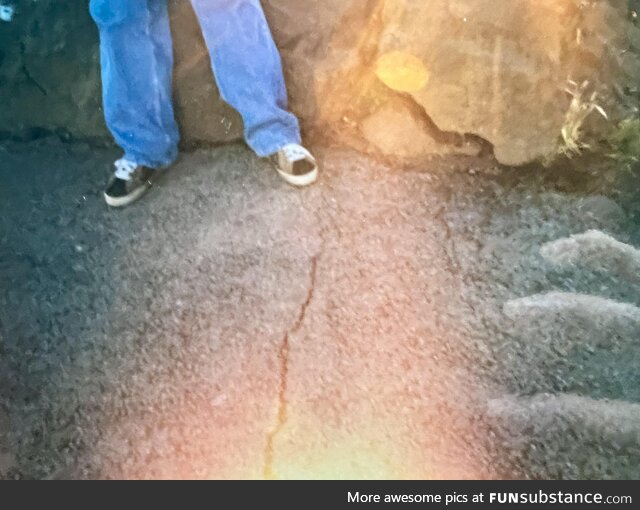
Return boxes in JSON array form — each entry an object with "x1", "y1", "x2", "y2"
[{"x1": 1, "y1": 139, "x2": 639, "y2": 479}]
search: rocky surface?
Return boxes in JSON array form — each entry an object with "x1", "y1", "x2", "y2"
[
  {"x1": 0, "y1": 0, "x2": 244, "y2": 145},
  {"x1": 0, "y1": 1, "x2": 105, "y2": 141},
  {"x1": 541, "y1": 230, "x2": 640, "y2": 283},
  {"x1": 371, "y1": 0, "x2": 640, "y2": 165},
  {"x1": 2, "y1": 1, "x2": 639, "y2": 164},
  {"x1": 487, "y1": 394, "x2": 640, "y2": 479},
  {"x1": 1, "y1": 138, "x2": 639, "y2": 479}
]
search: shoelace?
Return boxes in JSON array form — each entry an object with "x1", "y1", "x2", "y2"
[
  {"x1": 281, "y1": 144, "x2": 309, "y2": 162},
  {"x1": 114, "y1": 158, "x2": 138, "y2": 181}
]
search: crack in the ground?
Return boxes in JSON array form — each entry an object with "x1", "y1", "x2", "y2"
[
  {"x1": 21, "y1": 64, "x2": 47, "y2": 96},
  {"x1": 19, "y1": 43, "x2": 47, "y2": 97},
  {"x1": 435, "y1": 205, "x2": 462, "y2": 274},
  {"x1": 262, "y1": 253, "x2": 320, "y2": 480},
  {"x1": 434, "y1": 200, "x2": 479, "y2": 317}
]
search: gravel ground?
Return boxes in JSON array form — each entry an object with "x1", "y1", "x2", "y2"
[{"x1": 1, "y1": 138, "x2": 639, "y2": 479}]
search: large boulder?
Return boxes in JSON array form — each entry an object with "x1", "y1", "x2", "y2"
[
  {"x1": 370, "y1": 0, "x2": 640, "y2": 164},
  {"x1": 169, "y1": 0, "x2": 243, "y2": 146},
  {"x1": 0, "y1": 0, "x2": 243, "y2": 145},
  {"x1": 0, "y1": 1, "x2": 106, "y2": 141},
  {"x1": 266, "y1": 0, "x2": 640, "y2": 165},
  {"x1": 1, "y1": 0, "x2": 639, "y2": 165}
]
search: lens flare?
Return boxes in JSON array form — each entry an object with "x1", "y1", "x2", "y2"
[
  {"x1": 272, "y1": 441, "x2": 397, "y2": 480},
  {"x1": 375, "y1": 51, "x2": 429, "y2": 92}
]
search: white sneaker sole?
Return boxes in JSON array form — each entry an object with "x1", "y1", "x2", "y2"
[
  {"x1": 104, "y1": 182, "x2": 152, "y2": 208},
  {"x1": 276, "y1": 166, "x2": 319, "y2": 187}
]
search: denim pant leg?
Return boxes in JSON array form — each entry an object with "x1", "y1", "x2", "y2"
[
  {"x1": 90, "y1": 0, "x2": 180, "y2": 168},
  {"x1": 190, "y1": 0, "x2": 301, "y2": 157}
]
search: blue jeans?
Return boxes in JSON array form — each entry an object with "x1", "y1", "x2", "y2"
[{"x1": 89, "y1": 0, "x2": 301, "y2": 168}]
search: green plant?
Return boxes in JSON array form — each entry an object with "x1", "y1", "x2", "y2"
[{"x1": 607, "y1": 117, "x2": 640, "y2": 167}]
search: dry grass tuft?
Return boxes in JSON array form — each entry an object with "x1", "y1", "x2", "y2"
[{"x1": 558, "y1": 80, "x2": 608, "y2": 157}]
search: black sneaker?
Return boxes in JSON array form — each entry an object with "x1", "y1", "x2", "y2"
[{"x1": 104, "y1": 159, "x2": 154, "y2": 208}]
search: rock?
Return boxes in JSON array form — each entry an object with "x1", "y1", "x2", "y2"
[
  {"x1": 504, "y1": 292, "x2": 640, "y2": 345},
  {"x1": 1, "y1": 0, "x2": 639, "y2": 164},
  {"x1": 541, "y1": 230, "x2": 640, "y2": 282},
  {"x1": 0, "y1": 0, "x2": 243, "y2": 145},
  {"x1": 370, "y1": 0, "x2": 640, "y2": 165},
  {"x1": 271, "y1": 0, "x2": 640, "y2": 164},
  {"x1": 263, "y1": 0, "x2": 374, "y2": 131},
  {"x1": 0, "y1": 1, "x2": 106, "y2": 141},
  {"x1": 360, "y1": 97, "x2": 482, "y2": 160},
  {"x1": 361, "y1": 102, "x2": 440, "y2": 160},
  {"x1": 503, "y1": 291, "x2": 640, "y2": 367},
  {"x1": 168, "y1": 0, "x2": 243, "y2": 146}
]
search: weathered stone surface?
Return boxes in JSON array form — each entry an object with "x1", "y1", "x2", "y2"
[
  {"x1": 369, "y1": 0, "x2": 640, "y2": 165},
  {"x1": 169, "y1": 0, "x2": 243, "y2": 146},
  {"x1": 504, "y1": 292, "x2": 640, "y2": 349},
  {"x1": 0, "y1": 1, "x2": 105, "y2": 140},
  {"x1": 541, "y1": 230, "x2": 640, "y2": 282},
  {"x1": 0, "y1": 0, "x2": 243, "y2": 145},
  {"x1": 360, "y1": 97, "x2": 480, "y2": 160},
  {"x1": 1, "y1": 0, "x2": 639, "y2": 164}
]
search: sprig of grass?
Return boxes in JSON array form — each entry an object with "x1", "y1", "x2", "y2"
[{"x1": 558, "y1": 80, "x2": 608, "y2": 157}]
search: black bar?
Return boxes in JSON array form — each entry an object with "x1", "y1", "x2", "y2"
[{"x1": 1, "y1": 480, "x2": 638, "y2": 509}]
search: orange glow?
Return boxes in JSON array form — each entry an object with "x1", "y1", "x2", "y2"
[{"x1": 375, "y1": 51, "x2": 429, "y2": 92}]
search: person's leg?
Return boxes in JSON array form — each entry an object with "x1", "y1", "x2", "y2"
[
  {"x1": 90, "y1": 0, "x2": 179, "y2": 168},
  {"x1": 189, "y1": 0, "x2": 301, "y2": 158}
]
